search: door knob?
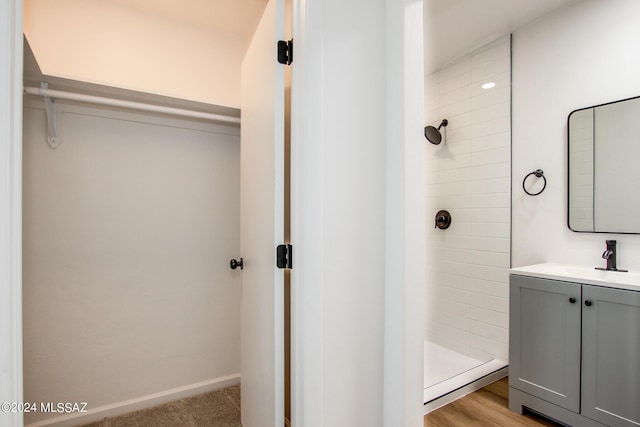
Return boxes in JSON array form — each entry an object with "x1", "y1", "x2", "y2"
[
  {"x1": 569, "y1": 297, "x2": 576, "y2": 304},
  {"x1": 230, "y1": 258, "x2": 243, "y2": 270},
  {"x1": 585, "y1": 300, "x2": 592, "y2": 307}
]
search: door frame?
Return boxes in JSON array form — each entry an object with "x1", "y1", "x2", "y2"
[{"x1": 1, "y1": 0, "x2": 24, "y2": 425}]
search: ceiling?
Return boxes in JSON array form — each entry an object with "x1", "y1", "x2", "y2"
[
  {"x1": 104, "y1": 0, "x2": 580, "y2": 63},
  {"x1": 104, "y1": 0, "x2": 578, "y2": 73},
  {"x1": 108, "y1": 0, "x2": 269, "y2": 48},
  {"x1": 424, "y1": 0, "x2": 579, "y2": 72}
]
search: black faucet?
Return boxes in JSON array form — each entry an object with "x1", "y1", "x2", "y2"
[{"x1": 596, "y1": 240, "x2": 627, "y2": 272}]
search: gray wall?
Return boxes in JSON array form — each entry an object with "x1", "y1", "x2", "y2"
[{"x1": 22, "y1": 98, "x2": 241, "y2": 424}]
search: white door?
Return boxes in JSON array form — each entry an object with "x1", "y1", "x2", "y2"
[{"x1": 240, "y1": 0, "x2": 285, "y2": 425}]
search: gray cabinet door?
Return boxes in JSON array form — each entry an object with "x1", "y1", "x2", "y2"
[
  {"x1": 509, "y1": 275, "x2": 581, "y2": 412},
  {"x1": 582, "y1": 285, "x2": 640, "y2": 427}
]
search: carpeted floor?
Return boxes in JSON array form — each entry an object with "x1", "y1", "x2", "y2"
[{"x1": 79, "y1": 385, "x2": 240, "y2": 427}]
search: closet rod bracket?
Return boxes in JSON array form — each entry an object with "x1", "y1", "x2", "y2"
[{"x1": 40, "y1": 82, "x2": 62, "y2": 148}]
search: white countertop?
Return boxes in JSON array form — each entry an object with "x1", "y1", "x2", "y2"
[{"x1": 510, "y1": 263, "x2": 640, "y2": 292}]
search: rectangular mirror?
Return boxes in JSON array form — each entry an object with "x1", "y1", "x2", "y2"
[{"x1": 568, "y1": 95, "x2": 640, "y2": 233}]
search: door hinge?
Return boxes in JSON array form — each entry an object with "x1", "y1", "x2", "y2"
[
  {"x1": 276, "y1": 244, "x2": 293, "y2": 269},
  {"x1": 277, "y1": 40, "x2": 293, "y2": 65}
]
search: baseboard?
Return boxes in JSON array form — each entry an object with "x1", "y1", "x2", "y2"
[{"x1": 25, "y1": 373, "x2": 241, "y2": 427}]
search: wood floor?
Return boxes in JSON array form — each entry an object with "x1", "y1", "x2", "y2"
[{"x1": 424, "y1": 378, "x2": 563, "y2": 427}]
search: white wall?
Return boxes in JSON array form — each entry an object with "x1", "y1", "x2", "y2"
[
  {"x1": 512, "y1": 0, "x2": 640, "y2": 269},
  {"x1": 291, "y1": 0, "x2": 386, "y2": 424},
  {"x1": 383, "y1": 0, "x2": 425, "y2": 425},
  {"x1": 424, "y1": 37, "x2": 511, "y2": 363},
  {"x1": 292, "y1": 0, "x2": 427, "y2": 426},
  {"x1": 22, "y1": 99, "x2": 241, "y2": 425},
  {"x1": 23, "y1": 0, "x2": 249, "y2": 107}
]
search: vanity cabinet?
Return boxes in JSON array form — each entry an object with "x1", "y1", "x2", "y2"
[{"x1": 509, "y1": 273, "x2": 640, "y2": 427}]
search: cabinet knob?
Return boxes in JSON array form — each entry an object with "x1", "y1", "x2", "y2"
[
  {"x1": 569, "y1": 297, "x2": 576, "y2": 304},
  {"x1": 585, "y1": 300, "x2": 592, "y2": 307}
]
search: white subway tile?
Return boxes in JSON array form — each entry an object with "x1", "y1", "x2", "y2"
[
  {"x1": 471, "y1": 221, "x2": 510, "y2": 238},
  {"x1": 439, "y1": 286, "x2": 471, "y2": 304},
  {"x1": 469, "y1": 334, "x2": 509, "y2": 360},
  {"x1": 472, "y1": 147, "x2": 510, "y2": 167},
  {"x1": 440, "y1": 311, "x2": 471, "y2": 332},
  {"x1": 472, "y1": 86, "x2": 510, "y2": 109},
  {"x1": 439, "y1": 271, "x2": 508, "y2": 298},
  {"x1": 473, "y1": 293, "x2": 509, "y2": 313},
  {"x1": 427, "y1": 180, "x2": 471, "y2": 197},
  {"x1": 471, "y1": 71, "x2": 510, "y2": 98},
  {"x1": 439, "y1": 268, "x2": 474, "y2": 285},
  {"x1": 440, "y1": 136, "x2": 471, "y2": 154},
  {"x1": 442, "y1": 112, "x2": 471, "y2": 130},
  {"x1": 427, "y1": 37, "x2": 511, "y2": 363},
  {"x1": 467, "y1": 264, "x2": 509, "y2": 283},
  {"x1": 440, "y1": 98, "x2": 472, "y2": 118},
  {"x1": 439, "y1": 263, "x2": 507, "y2": 285},
  {"x1": 472, "y1": 162, "x2": 510, "y2": 180},
  {"x1": 570, "y1": 173, "x2": 593, "y2": 186},
  {"x1": 446, "y1": 220, "x2": 472, "y2": 237},
  {"x1": 469, "y1": 305, "x2": 509, "y2": 328},
  {"x1": 472, "y1": 132, "x2": 510, "y2": 152},
  {"x1": 444, "y1": 127, "x2": 472, "y2": 149},
  {"x1": 424, "y1": 326, "x2": 438, "y2": 343},
  {"x1": 472, "y1": 178, "x2": 510, "y2": 194},
  {"x1": 470, "y1": 250, "x2": 510, "y2": 268},
  {"x1": 441, "y1": 234, "x2": 473, "y2": 250},
  {"x1": 436, "y1": 334, "x2": 471, "y2": 357},
  {"x1": 442, "y1": 246, "x2": 472, "y2": 263},
  {"x1": 471, "y1": 193, "x2": 510, "y2": 209},
  {"x1": 437, "y1": 324, "x2": 471, "y2": 346},
  {"x1": 470, "y1": 207, "x2": 510, "y2": 223},
  {"x1": 467, "y1": 346, "x2": 493, "y2": 363},
  {"x1": 442, "y1": 85, "x2": 472, "y2": 107},
  {"x1": 440, "y1": 299, "x2": 470, "y2": 318},
  {"x1": 471, "y1": 116, "x2": 511, "y2": 139},
  {"x1": 439, "y1": 58, "x2": 471, "y2": 81},
  {"x1": 436, "y1": 153, "x2": 472, "y2": 171},
  {"x1": 469, "y1": 320, "x2": 508, "y2": 344},
  {"x1": 440, "y1": 71, "x2": 471, "y2": 95},
  {"x1": 437, "y1": 167, "x2": 473, "y2": 184},
  {"x1": 447, "y1": 208, "x2": 472, "y2": 223},
  {"x1": 436, "y1": 195, "x2": 473, "y2": 209},
  {"x1": 471, "y1": 102, "x2": 510, "y2": 125},
  {"x1": 472, "y1": 55, "x2": 510, "y2": 83},
  {"x1": 470, "y1": 236, "x2": 510, "y2": 253},
  {"x1": 471, "y1": 41, "x2": 510, "y2": 69}
]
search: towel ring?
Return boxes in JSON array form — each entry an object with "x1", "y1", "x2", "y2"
[{"x1": 523, "y1": 169, "x2": 546, "y2": 196}]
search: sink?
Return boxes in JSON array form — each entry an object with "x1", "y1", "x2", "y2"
[{"x1": 511, "y1": 263, "x2": 640, "y2": 292}]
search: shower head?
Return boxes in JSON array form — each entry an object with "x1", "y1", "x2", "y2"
[{"x1": 424, "y1": 119, "x2": 448, "y2": 145}]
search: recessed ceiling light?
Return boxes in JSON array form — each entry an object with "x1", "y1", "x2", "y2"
[{"x1": 482, "y1": 82, "x2": 496, "y2": 90}]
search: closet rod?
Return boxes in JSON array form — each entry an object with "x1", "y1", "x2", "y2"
[{"x1": 24, "y1": 86, "x2": 241, "y2": 125}]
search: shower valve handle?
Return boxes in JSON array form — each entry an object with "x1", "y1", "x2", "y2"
[{"x1": 434, "y1": 210, "x2": 452, "y2": 230}]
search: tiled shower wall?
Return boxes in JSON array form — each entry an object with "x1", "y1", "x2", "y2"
[{"x1": 424, "y1": 37, "x2": 511, "y2": 363}]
